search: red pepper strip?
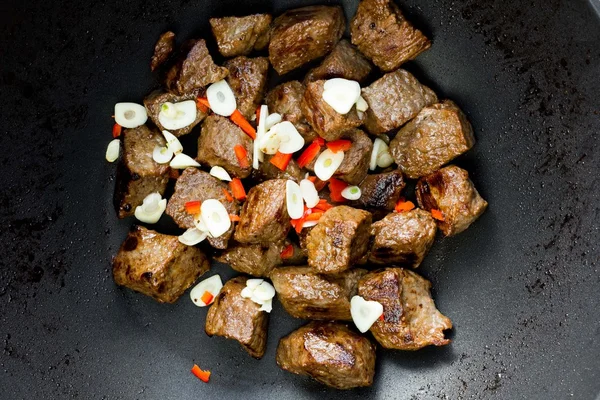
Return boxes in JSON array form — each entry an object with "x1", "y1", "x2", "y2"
[
  {"x1": 313, "y1": 199, "x2": 333, "y2": 211},
  {"x1": 314, "y1": 137, "x2": 325, "y2": 146},
  {"x1": 379, "y1": 314, "x2": 385, "y2": 321},
  {"x1": 326, "y1": 139, "x2": 352, "y2": 153},
  {"x1": 270, "y1": 151, "x2": 293, "y2": 171},
  {"x1": 191, "y1": 364, "x2": 211, "y2": 383},
  {"x1": 222, "y1": 188, "x2": 234, "y2": 202},
  {"x1": 184, "y1": 200, "x2": 202, "y2": 215},
  {"x1": 293, "y1": 217, "x2": 305, "y2": 233},
  {"x1": 201, "y1": 291, "x2": 214, "y2": 305},
  {"x1": 304, "y1": 212, "x2": 323, "y2": 222},
  {"x1": 280, "y1": 244, "x2": 294, "y2": 259},
  {"x1": 196, "y1": 97, "x2": 210, "y2": 114},
  {"x1": 234, "y1": 145, "x2": 249, "y2": 169},
  {"x1": 229, "y1": 214, "x2": 241, "y2": 222},
  {"x1": 297, "y1": 140, "x2": 322, "y2": 168},
  {"x1": 229, "y1": 178, "x2": 246, "y2": 201},
  {"x1": 431, "y1": 209, "x2": 445, "y2": 221},
  {"x1": 328, "y1": 178, "x2": 348, "y2": 203},
  {"x1": 230, "y1": 110, "x2": 256, "y2": 140},
  {"x1": 395, "y1": 200, "x2": 415, "y2": 213},
  {"x1": 112, "y1": 123, "x2": 122, "y2": 138}
]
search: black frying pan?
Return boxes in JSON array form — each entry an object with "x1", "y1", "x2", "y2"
[{"x1": 1, "y1": 0, "x2": 599, "y2": 398}]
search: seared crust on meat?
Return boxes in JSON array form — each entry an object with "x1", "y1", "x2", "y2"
[
  {"x1": 266, "y1": 81, "x2": 316, "y2": 142},
  {"x1": 210, "y1": 14, "x2": 272, "y2": 57},
  {"x1": 150, "y1": 31, "x2": 175, "y2": 71},
  {"x1": 215, "y1": 241, "x2": 288, "y2": 277},
  {"x1": 304, "y1": 39, "x2": 372, "y2": 84},
  {"x1": 349, "y1": 170, "x2": 406, "y2": 212},
  {"x1": 224, "y1": 56, "x2": 269, "y2": 120}
]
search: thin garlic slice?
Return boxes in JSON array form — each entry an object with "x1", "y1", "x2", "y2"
[
  {"x1": 170, "y1": 153, "x2": 200, "y2": 169},
  {"x1": 134, "y1": 193, "x2": 167, "y2": 224},
  {"x1": 246, "y1": 279, "x2": 264, "y2": 290},
  {"x1": 206, "y1": 80, "x2": 236, "y2": 117},
  {"x1": 302, "y1": 220, "x2": 319, "y2": 229},
  {"x1": 314, "y1": 149, "x2": 345, "y2": 181},
  {"x1": 200, "y1": 199, "x2": 231, "y2": 238},
  {"x1": 178, "y1": 228, "x2": 208, "y2": 246},
  {"x1": 253, "y1": 105, "x2": 268, "y2": 169},
  {"x1": 356, "y1": 95, "x2": 369, "y2": 112},
  {"x1": 350, "y1": 295, "x2": 384, "y2": 333},
  {"x1": 271, "y1": 121, "x2": 305, "y2": 154},
  {"x1": 193, "y1": 213, "x2": 210, "y2": 235},
  {"x1": 342, "y1": 186, "x2": 362, "y2": 200},
  {"x1": 210, "y1": 166, "x2": 232, "y2": 181},
  {"x1": 265, "y1": 113, "x2": 282, "y2": 130},
  {"x1": 322, "y1": 78, "x2": 362, "y2": 115},
  {"x1": 158, "y1": 100, "x2": 197, "y2": 131},
  {"x1": 152, "y1": 145, "x2": 174, "y2": 164},
  {"x1": 252, "y1": 281, "x2": 276, "y2": 302},
  {"x1": 114, "y1": 102, "x2": 148, "y2": 128},
  {"x1": 369, "y1": 138, "x2": 388, "y2": 171},
  {"x1": 377, "y1": 152, "x2": 394, "y2": 168},
  {"x1": 258, "y1": 128, "x2": 281, "y2": 155},
  {"x1": 105, "y1": 139, "x2": 120, "y2": 162},
  {"x1": 190, "y1": 275, "x2": 223, "y2": 307},
  {"x1": 286, "y1": 180, "x2": 304, "y2": 219},
  {"x1": 259, "y1": 299, "x2": 273, "y2": 312},
  {"x1": 241, "y1": 279, "x2": 275, "y2": 312},
  {"x1": 299, "y1": 179, "x2": 320, "y2": 208},
  {"x1": 162, "y1": 130, "x2": 183, "y2": 155}
]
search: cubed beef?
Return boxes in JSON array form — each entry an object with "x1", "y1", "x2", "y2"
[
  {"x1": 306, "y1": 206, "x2": 372, "y2": 274},
  {"x1": 358, "y1": 268, "x2": 452, "y2": 350},
  {"x1": 205, "y1": 276, "x2": 269, "y2": 358},
  {"x1": 197, "y1": 115, "x2": 253, "y2": 178},
  {"x1": 234, "y1": 179, "x2": 291, "y2": 245},
  {"x1": 165, "y1": 39, "x2": 229, "y2": 95},
  {"x1": 216, "y1": 240, "x2": 287, "y2": 277},
  {"x1": 165, "y1": 168, "x2": 240, "y2": 249},
  {"x1": 304, "y1": 39, "x2": 372, "y2": 84},
  {"x1": 361, "y1": 69, "x2": 437, "y2": 135},
  {"x1": 369, "y1": 209, "x2": 436, "y2": 268},
  {"x1": 390, "y1": 100, "x2": 475, "y2": 178},
  {"x1": 224, "y1": 56, "x2": 269, "y2": 120},
  {"x1": 210, "y1": 14, "x2": 272, "y2": 57},
  {"x1": 144, "y1": 90, "x2": 207, "y2": 137},
  {"x1": 150, "y1": 31, "x2": 175, "y2": 71},
  {"x1": 350, "y1": 0, "x2": 430, "y2": 71},
  {"x1": 113, "y1": 226, "x2": 210, "y2": 303},
  {"x1": 416, "y1": 165, "x2": 487, "y2": 236},
  {"x1": 266, "y1": 81, "x2": 316, "y2": 142},
  {"x1": 113, "y1": 125, "x2": 170, "y2": 218},
  {"x1": 349, "y1": 170, "x2": 405, "y2": 212},
  {"x1": 269, "y1": 6, "x2": 345, "y2": 75},
  {"x1": 270, "y1": 266, "x2": 366, "y2": 320},
  {"x1": 276, "y1": 321, "x2": 376, "y2": 389},
  {"x1": 302, "y1": 80, "x2": 364, "y2": 141},
  {"x1": 252, "y1": 154, "x2": 305, "y2": 183}
]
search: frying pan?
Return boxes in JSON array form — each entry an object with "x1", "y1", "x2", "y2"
[{"x1": 1, "y1": 0, "x2": 599, "y2": 398}]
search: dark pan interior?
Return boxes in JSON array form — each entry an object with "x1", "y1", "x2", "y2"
[{"x1": 1, "y1": 0, "x2": 599, "y2": 398}]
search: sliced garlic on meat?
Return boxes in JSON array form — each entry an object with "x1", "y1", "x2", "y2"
[
  {"x1": 190, "y1": 275, "x2": 223, "y2": 307},
  {"x1": 299, "y1": 179, "x2": 320, "y2": 208},
  {"x1": 170, "y1": 153, "x2": 200, "y2": 169},
  {"x1": 193, "y1": 213, "x2": 210, "y2": 235},
  {"x1": 178, "y1": 228, "x2": 208, "y2": 246},
  {"x1": 246, "y1": 279, "x2": 264, "y2": 290},
  {"x1": 105, "y1": 139, "x2": 120, "y2": 162},
  {"x1": 301, "y1": 220, "x2": 319, "y2": 229},
  {"x1": 265, "y1": 113, "x2": 282, "y2": 130},
  {"x1": 259, "y1": 299, "x2": 273, "y2": 312},
  {"x1": 322, "y1": 78, "x2": 362, "y2": 115},
  {"x1": 258, "y1": 128, "x2": 281, "y2": 155},
  {"x1": 134, "y1": 193, "x2": 167, "y2": 224},
  {"x1": 200, "y1": 199, "x2": 231, "y2": 238},
  {"x1": 210, "y1": 166, "x2": 232, "y2": 181},
  {"x1": 342, "y1": 186, "x2": 362, "y2": 200},
  {"x1": 314, "y1": 149, "x2": 345, "y2": 181},
  {"x1": 377, "y1": 152, "x2": 394, "y2": 168},
  {"x1": 254, "y1": 105, "x2": 268, "y2": 169},
  {"x1": 240, "y1": 279, "x2": 275, "y2": 312},
  {"x1": 350, "y1": 295, "x2": 384, "y2": 333},
  {"x1": 271, "y1": 121, "x2": 305, "y2": 154},
  {"x1": 252, "y1": 281, "x2": 276, "y2": 302},
  {"x1": 162, "y1": 130, "x2": 183, "y2": 155},
  {"x1": 152, "y1": 145, "x2": 174, "y2": 164},
  {"x1": 114, "y1": 102, "x2": 148, "y2": 128},
  {"x1": 356, "y1": 95, "x2": 369, "y2": 112},
  {"x1": 158, "y1": 100, "x2": 197, "y2": 130},
  {"x1": 206, "y1": 80, "x2": 237, "y2": 117},
  {"x1": 369, "y1": 138, "x2": 387, "y2": 171},
  {"x1": 286, "y1": 180, "x2": 304, "y2": 219}
]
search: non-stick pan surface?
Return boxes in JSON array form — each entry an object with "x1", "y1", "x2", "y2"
[{"x1": 1, "y1": 0, "x2": 599, "y2": 398}]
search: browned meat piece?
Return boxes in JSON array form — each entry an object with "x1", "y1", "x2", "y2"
[
  {"x1": 306, "y1": 206, "x2": 372, "y2": 274},
  {"x1": 303, "y1": 39, "x2": 372, "y2": 84},
  {"x1": 390, "y1": 100, "x2": 475, "y2": 179},
  {"x1": 349, "y1": 170, "x2": 405, "y2": 212},
  {"x1": 252, "y1": 154, "x2": 305, "y2": 183},
  {"x1": 205, "y1": 276, "x2": 269, "y2": 358},
  {"x1": 369, "y1": 210, "x2": 436, "y2": 268},
  {"x1": 269, "y1": 6, "x2": 345, "y2": 75},
  {"x1": 350, "y1": 0, "x2": 430, "y2": 71},
  {"x1": 113, "y1": 226, "x2": 210, "y2": 303},
  {"x1": 143, "y1": 90, "x2": 207, "y2": 137},
  {"x1": 270, "y1": 267, "x2": 366, "y2": 320},
  {"x1": 165, "y1": 168, "x2": 240, "y2": 249},
  {"x1": 416, "y1": 165, "x2": 487, "y2": 236},
  {"x1": 113, "y1": 126, "x2": 170, "y2": 218},
  {"x1": 358, "y1": 268, "x2": 452, "y2": 350},
  {"x1": 210, "y1": 14, "x2": 272, "y2": 57},
  {"x1": 165, "y1": 39, "x2": 229, "y2": 95},
  {"x1": 361, "y1": 69, "x2": 437, "y2": 135},
  {"x1": 196, "y1": 115, "x2": 253, "y2": 178},
  {"x1": 216, "y1": 241, "x2": 287, "y2": 277},
  {"x1": 234, "y1": 179, "x2": 291, "y2": 245},
  {"x1": 150, "y1": 31, "x2": 175, "y2": 71},
  {"x1": 276, "y1": 321, "x2": 376, "y2": 389},
  {"x1": 302, "y1": 80, "x2": 364, "y2": 141},
  {"x1": 224, "y1": 56, "x2": 269, "y2": 120},
  {"x1": 266, "y1": 81, "x2": 316, "y2": 142}
]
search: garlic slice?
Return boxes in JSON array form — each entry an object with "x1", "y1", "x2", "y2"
[
  {"x1": 356, "y1": 96, "x2": 369, "y2": 112},
  {"x1": 314, "y1": 149, "x2": 345, "y2": 181},
  {"x1": 350, "y1": 295, "x2": 384, "y2": 333},
  {"x1": 299, "y1": 179, "x2": 320, "y2": 208},
  {"x1": 246, "y1": 279, "x2": 264, "y2": 290},
  {"x1": 259, "y1": 299, "x2": 273, "y2": 312},
  {"x1": 253, "y1": 105, "x2": 268, "y2": 169},
  {"x1": 322, "y1": 78, "x2": 362, "y2": 115},
  {"x1": 265, "y1": 113, "x2": 282, "y2": 130},
  {"x1": 302, "y1": 220, "x2": 319, "y2": 229},
  {"x1": 206, "y1": 80, "x2": 236, "y2": 117},
  {"x1": 341, "y1": 186, "x2": 362, "y2": 200},
  {"x1": 241, "y1": 279, "x2": 275, "y2": 313},
  {"x1": 200, "y1": 199, "x2": 231, "y2": 238},
  {"x1": 114, "y1": 103, "x2": 148, "y2": 128},
  {"x1": 190, "y1": 275, "x2": 223, "y2": 307},
  {"x1": 134, "y1": 193, "x2": 167, "y2": 224},
  {"x1": 271, "y1": 121, "x2": 305, "y2": 154},
  {"x1": 193, "y1": 213, "x2": 210, "y2": 235},
  {"x1": 158, "y1": 100, "x2": 197, "y2": 131},
  {"x1": 377, "y1": 152, "x2": 394, "y2": 168},
  {"x1": 170, "y1": 153, "x2": 200, "y2": 169},
  {"x1": 369, "y1": 138, "x2": 390, "y2": 171},
  {"x1": 152, "y1": 145, "x2": 174, "y2": 164},
  {"x1": 105, "y1": 139, "x2": 120, "y2": 162},
  {"x1": 286, "y1": 180, "x2": 304, "y2": 219},
  {"x1": 178, "y1": 228, "x2": 208, "y2": 246},
  {"x1": 210, "y1": 166, "x2": 232, "y2": 181},
  {"x1": 258, "y1": 128, "x2": 281, "y2": 155},
  {"x1": 162, "y1": 130, "x2": 183, "y2": 155}
]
